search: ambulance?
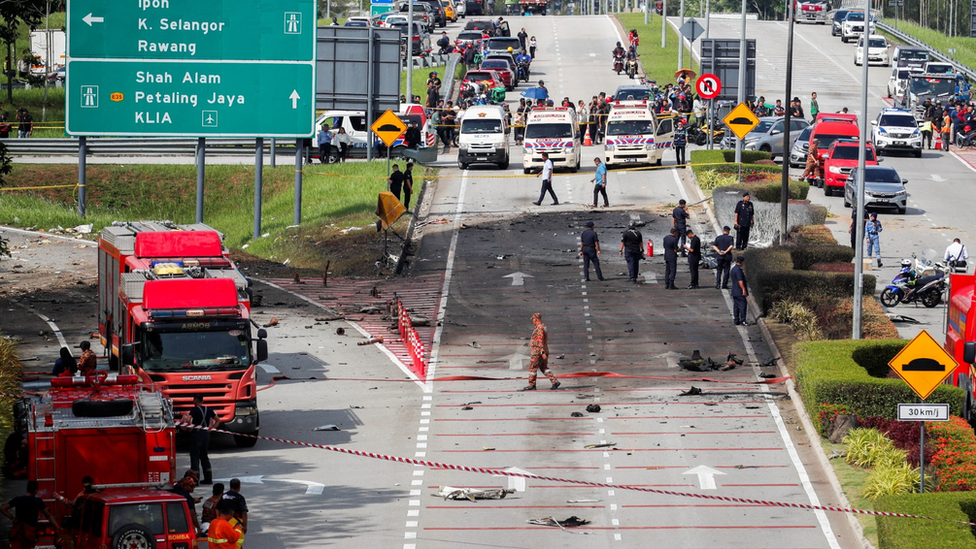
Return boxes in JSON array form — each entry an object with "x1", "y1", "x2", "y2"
[
  {"x1": 522, "y1": 107, "x2": 582, "y2": 174},
  {"x1": 604, "y1": 101, "x2": 674, "y2": 168}
]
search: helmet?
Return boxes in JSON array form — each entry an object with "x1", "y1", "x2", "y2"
[
  {"x1": 616, "y1": 41, "x2": 621, "y2": 47},
  {"x1": 507, "y1": 47, "x2": 514, "y2": 52}
]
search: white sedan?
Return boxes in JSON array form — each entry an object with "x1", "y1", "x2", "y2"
[{"x1": 855, "y1": 35, "x2": 889, "y2": 66}]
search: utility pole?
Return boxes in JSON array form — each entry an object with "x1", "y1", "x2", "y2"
[
  {"x1": 852, "y1": 0, "x2": 870, "y2": 338},
  {"x1": 734, "y1": 0, "x2": 746, "y2": 165}
]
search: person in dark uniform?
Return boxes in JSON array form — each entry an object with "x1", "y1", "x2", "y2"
[
  {"x1": 388, "y1": 164, "x2": 405, "y2": 202},
  {"x1": 403, "y1": 162, "x2": 415, "y2": 210},
  {"x1": 2, "y1": 480, "x2": 59, "y2": 549},
  {"x1": 733, "y1": 192, "x2": 755, "y2": 250},
  {"x1": 730, "y1": 256, "x2": 748, "y2": 325},
  {"x1": 580, "y1": 221, "x2": 605, "y2": 281},
  {"x1": 619, "y1": 222, "x2": 644, "y2": 283},
  {"x1": 663, "y1": 227, "x2": 680, "y2": 289},
  {"x1": 405, "y1": 122, "x2": 421, "y2": 150},
  {"x1": 712, "y1": 225, "x2": 735, "y2": 289},
  {"x1": 672, "y1": 199, "x2": 689, "y2": 254},
  {"x1": 684, "y1": 229, "x2": 701, "y2": 289},
  {"x1": 186, "y1": 394, "x2": 217, "y2": 485}
]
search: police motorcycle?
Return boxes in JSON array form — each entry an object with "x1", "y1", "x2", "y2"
[{"x1": 880, "y1": 249, "x2": 949, "y2": 308}]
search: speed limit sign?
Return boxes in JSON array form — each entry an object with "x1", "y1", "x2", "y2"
[{"x1": 696, "y1": 74, "x2": 722, "y2": 100}]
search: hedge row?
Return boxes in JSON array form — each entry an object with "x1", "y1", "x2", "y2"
[
  {"x1": 875, "y1": 492, "x2": 976, "y2": 549},
  {"x1": 789, "y1": 224, "x2": 838, "y2": 246},
  {"x1": 0, "y1": 333, "x2": 21, "y2": 497},
  {"x1": 721, "y1": 150, "x2": 771, "y2": 164},
  {"x1": 744, "y1": 245, "x2": 875, "y2": 314},
  {"x1": 712, "y1": 178, "x2": 810, "y2": 202},
  {"x1": 794, "y1": 340, "x2": 964, "y2": 421}
]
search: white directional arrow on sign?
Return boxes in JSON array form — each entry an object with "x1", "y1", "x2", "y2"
[
  {"x1": 503, "y1": 272, "x2": 533, "y2": 286},
  {"x1": 683, "y1": 465, "x2": 725, "y2": 489},
  {"x1": 83, "y1": 13, "x2": 105, "y2": 26},
  {"x1": 289, "y1": 90, "x2": 301, "y2": 109}
]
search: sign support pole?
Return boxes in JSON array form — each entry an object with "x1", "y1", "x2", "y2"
[
  {"x1": 708, "y1": 98, "x2": 713, "y2": 149},
  {"x1": 271, "y1": 138, "x2": 277, "y2": 168},
  {"x1": 196, "y1": 138, "x2": 205, "y2": 223},
  {"x1": 77, "y1": 137, "x2": 87, "y2": 219},
  {"x1": 780, "y1": 0, "x2": 795, "y2": 245},
  {"x1": 254, "y1": 138, "x2": 264, "y2": 241},
  {"x1": 367, "y1": 28, "x2": 376, "y2": 162},
  {"x1": 920, "y1": 422, "x2": 925, "y2": 493},
  {"x1": 294, "y1": 139, "x2": 303, "y2": 226}
]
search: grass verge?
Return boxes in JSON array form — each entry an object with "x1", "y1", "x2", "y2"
[
  {"x1": 0, "y1": 161, "x2": 412, "y2": 275},
  {"x1": 878, "y1": 19, "x2": 976, "y2": 73},
  {"x1": 616, "y1": 13, "x2": 699, "y2": 87},
  {"x1": 401, "y1": 66, "x2": 435, "y2": 103},
  {"x1": 823, "y1": 441, "x2": 878, "y2": 547}
]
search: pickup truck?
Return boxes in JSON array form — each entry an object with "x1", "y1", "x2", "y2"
[
  {"x1": 794, "y1": 0, "x2": 827, "y2": 24},
  {"x1": 398, "y1": 3, "x2": 436, "y2": 32}
]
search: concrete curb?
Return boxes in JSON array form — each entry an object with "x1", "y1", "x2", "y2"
[
  {"x1": 395, "y1": 172, "x2": 430, "y2": 275},
  {"x1": 679, "y1": 168, "x2": 873, "y2": 549}
]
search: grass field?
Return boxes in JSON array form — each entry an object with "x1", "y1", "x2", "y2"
[
  {"x1": 617, "y1": 13, "x2": 699, "y2": 88},
  {"x1": 879, "y1": 19, "x2": 976, "y2": 73},
  {"x1": 0, "y1": 161, "x2": 409, "y2": 274}
]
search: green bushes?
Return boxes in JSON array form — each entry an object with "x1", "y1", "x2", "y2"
[
  {"x1": 0, "y1": 333, "x2": 21, "y2": 487},
  {"x1": 793, "y1": 340, "x2": 964, "y2": 421},
  {"x1": 790, "y1": 224, "x2": 838, "y2": 246},
  {"x1": 790, "y1": 245, "x2": 853, "y2": 270},
  {"x1": 721, "y1": 150, "x2": 771, "y2": 164},
  {"x1": 876, "y1": 492, "x2": 976, "y2": 549}
]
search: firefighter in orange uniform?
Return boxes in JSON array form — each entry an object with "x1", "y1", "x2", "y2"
[{"x1": 207, "y1": 500, "x2": 242, "y2": 549}]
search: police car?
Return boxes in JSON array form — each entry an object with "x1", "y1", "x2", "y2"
[{"x1": 871, "y1": 107, "x2": 922, "y2": 157}]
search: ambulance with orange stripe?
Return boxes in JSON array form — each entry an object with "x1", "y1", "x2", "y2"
[
  {"x1": 522, "y1": 107, "x2": 582, "y2": 174},
  {"x1": 603, "y1": 101, "x2": 674, "y2": 168}
]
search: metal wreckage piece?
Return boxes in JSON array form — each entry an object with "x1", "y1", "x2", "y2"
[{"x1": 437, "y1": 486, "x2": 516, "y2": 501}]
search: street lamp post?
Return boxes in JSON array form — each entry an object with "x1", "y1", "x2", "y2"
[
  {"x1": 780, "y1": 0, "x2": 795, "y2": 245},
  {"x1": 852, "y1": 0, "x2": 871, "y2": 338}
]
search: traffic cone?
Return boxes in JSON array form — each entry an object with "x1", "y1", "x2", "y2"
[
  {"x1": 935, "y1": 133, "x2": 942, "y2": 150},
  {"x1": 583, "y1": 125, "x2": 593, "y2": 147}
]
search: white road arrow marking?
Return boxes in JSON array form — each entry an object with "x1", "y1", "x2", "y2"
[
  {"x1": 219, "y1": 475, "x2": 264, "y2": 485},
  {"x1": 289, "y1": 90, "x2": 301, "y2": 109},
  {"x1": 503, "y1": 272, "x2": 533, "y2": 286},
  {"x1": 683, "y1": 465, "x2": 725, "y2": 490},
  {"x1": 931, "y1": 174, "x2": 946, "y2": 182},
  {"x1": 264, "y1": 478, "x2": 326, "y2": 495},
  {"x1": 83, "y1": 13, "x2": 104, "y2": 26},
  {"x1": 654, "y1": 351, "x2": 685, "y2": 369}
]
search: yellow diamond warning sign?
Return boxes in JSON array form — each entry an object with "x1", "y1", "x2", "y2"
[
  {"x1": 370, "y1": 109, "x2": 407, "y2": 148},
  {"x1": 723, "y1": 102, "x2": 760, "y2": 141},
  {"x1": 888, "y1": 329, "x2": 958, "y2": 400}
]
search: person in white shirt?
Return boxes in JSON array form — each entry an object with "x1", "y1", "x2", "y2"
[
  {"x1": 945, "y1": 238, "x2": 969, "y2": 271},
  {"x1": 533, "y1": 152, "x2": 558, "y2": 206},
  {"x1": 334, "y1": 127, "x2": 352, "y2": 162},
  {"x1": 577, "y1": 100, "x2": 589, "y2": 141}
]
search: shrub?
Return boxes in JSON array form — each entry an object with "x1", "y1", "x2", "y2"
[
  {"x1": 689, "y1": 149, "x2": 726, "y2": 167},
  {"x1": 753, "y1": 159, "x2": 777, "y2": 166},
  {"x1": 794, "y1": 340, "x2": 965, "y2": 421},
  {"x1": 809, "y1": 262, "x2": 854, "y2": 273},
  {"x1": 743, "y1": 180, "x2": 810, "y2": 202},
  {"x1": 770, "y1": 299, "x2": 822, "y2": 341},
  {"x1": 721, "y1": 149, "x2": 771, "y2": 163},
  {"x1": 860, "y1": 416, "x2": 926, "y2": 466},
  {"x1": 815, "y1": 297, "x2": 899, "y2": 340},
  {"x1": 928, "y1": 417, "x2": 976, "y2": 491},
  {"x1": 877, "y1": 493, "x2": 976, "y2": 549},
  {"x1": 789, "y1": 224, "x2": 837, "y2": 246},
  {"x1": 864, "y1": 462, "x2": 920, "y2": 500},
  {"x1": 814, "y1": 403, "x2": 855, "y2": 436},
  {"x1": 844, "y1": 428, "x2": 896, "y2": 468},
  {"x1": 695, "y1": 169, "x2": 739, "y2": 192},
  {"x1": 790, "y1": 245, "x2": 853, "y2": 270}
]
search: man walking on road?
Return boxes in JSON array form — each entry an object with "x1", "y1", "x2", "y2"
[
  {"x1": 731, "y1": 256, "x2": 749, "y2": 325},
  {"x1": 733, "y1": 192, "x2": 755, "y2": 250},
  {"x1": 672, "y1": 199, "x2": 689, "y2": 254},
  {"x1": 663, "y1": 227, "x2": 680, "y2": 290},
  {"x1": 533, "y1": 152, "x2": 559, "y2": 206},
  {"x1": 591, "y1": 157, "x2": 609, "y2": 207},
  {"x1": 522, "y1": 313, "x2": 560, "y2": 391},
  {"x1": 684, "y1": 229, "x2": 701, "y2": 289},
  {"x1": 619, "y1": 222, "x2": 644, "y2": 283},
  {"x1": 580, "y1": 221, "x2": 605, "y2": 281},
  {"x1": 809, "y1": 92, "x2": 819, "y2": 123},
  {"x1": 865, "y1": 212, "x2": 883, "y2": 267},
  {"x1": 712, "y1": 225, "x2": 735, "y2": 289}
]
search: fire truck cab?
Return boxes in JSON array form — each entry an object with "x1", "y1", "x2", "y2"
[
  {"x1": 946, "y1": 274, "x2": 976, "y2": 422},
  {"x1": 98, "y1": 222, "x2": 267, "y2": 447}
]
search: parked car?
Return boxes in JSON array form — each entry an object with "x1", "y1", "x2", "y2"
[
  {"x1": 344, "y1": 16, "x2": 372, "y2": 26},
  {"x1": 830, "y1": 9, "x2": 852, "y2": 36},
  {"x1": 823, "y1": 139, "x2": 879, "y2": 196},
  {"x1": 844, "y1": 166, "x2": 908, "y2": 214},
  {"x1": 794, "y1": 0, "x2": 828, "y2": 24},
  {"x1": 47, "y1": 66, "x2": 65, "y2": 84},
  {"x1": 613, "y1": 85, "x2": 657, "y2": 101},
  {"x1": 743, "y1": 117, "x2": 810, "y2": 160},
  {"x1": 464, "y1": 19, "x2": 496, "y2": 35},
  {"x1": 390, "y1": 21, "x2": 432, "y2": 56},
  {"x1": 789, "y1": 125, "x2": 813, "y2": 168},
  {"x1": 923, "y1": 61, "x2": 955, "y2": 75},
  {"x1": 892, "y1": 45, "x2": 929, "y2": 69},
  {"x1": 841, "y1": 11, "x2": 875, "y2": 43},
  {"x1": 854, "y1": 34, "x2": 889, "y2": 66},
  {"x1": 486, "y1": 36, "x2": 523, "y2": 54},
  {"x1": 871, "y1": 107, "x2": 922, "y2": 157},
  {"x1": 398, "y1": 2, "x2": 436, "y2": 32},
  {"x1": 442, "y1": 0, "x2": 458, "y2": 21},
  {"x1": 413, "y1": 0, "x2": 448, "y2": 27},
  {"x1": 480, "y1": 58, "x2": 516, "y2": 89},
  {"x1": 63, "y1": 489, "x2": 198, "y2": 549},
  {"x1": 455, "y1": 30, "x2": 484, "y2": 49},
  {"x1": 887, "y1": 67, "x2": 922, "y2": 102}
]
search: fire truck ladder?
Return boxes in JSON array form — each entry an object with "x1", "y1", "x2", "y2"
[
  {"x1": 137, "y1": 392, "x2": 171, "y2": 433},
  {"x1": 32, "y1": 430, "x2": 57, "y2": 489}
]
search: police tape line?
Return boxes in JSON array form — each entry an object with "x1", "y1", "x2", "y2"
[
  {"x1": 306, "y1": 162, "x2": 731, "y2": 180},
  {"x1": 0, "y1": 384, "x2": 963, "y2": 526},
  {"x1": 172, "y1": 420, "x2": 975, "y2": 527}
]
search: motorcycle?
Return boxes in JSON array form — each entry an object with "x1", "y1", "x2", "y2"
[
  {"x1": 613, "y1": 55, "x2": 624, "y2": 75},
  {"x1": 880, "y1": 250, "x2": 948, "y2": 308},
  {"x1": 516, "y1": 61, "x2": 530, "y2": 81},
  {"x1": 626, "y1": 58, "x2": 638, "y2": 79}
]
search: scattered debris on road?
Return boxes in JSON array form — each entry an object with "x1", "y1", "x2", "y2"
[
  {"x1": 436, "y1": 486, "x2": 514, "y2": 501},
  {"x1": 584, "y1": 442, "x2": 616, "y2": 449},
  {"x1": 262, "y1": 318, "x2": 280, "y2": 328},
  {"x1": 357, "y1": 336, "x2": 384, "y2": 345},
  {"x1": 585, "y1": 404, "x2": 601, "y2": 413},
  {"x1": 679, "y1": 386, "x2": 703, "y2": 396},
  {"x1": 313, "y1": 424, "x2": 340, "y2": 431},
  {"x1": 527, "y1": 516, "x2": 591, "y2": 528}
]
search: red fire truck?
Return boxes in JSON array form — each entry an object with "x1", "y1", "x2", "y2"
[
  {"x1": 22, "y1": 373, "x2": 177, "y2": 547},
  {"x1": 945, "y1": 273, "x2": 976, "y2": 420},
  {"x1": 98, "y1": 222, "x2": 268, "y2": 447}
]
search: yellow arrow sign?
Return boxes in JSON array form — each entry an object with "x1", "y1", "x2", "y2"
[
  {"x1": 370, "y1": 109, "x2": 407, "y2": 148},
  {"x1": 887, "y1": 329, "x2": 958, "y2": 400},
  {"x1": 723, "y1": 102, "x2": 761, "y2": 141}
]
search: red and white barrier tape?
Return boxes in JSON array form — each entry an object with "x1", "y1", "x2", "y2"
[{"x1": 171, "y1": 421, "x2": 975, "y2": 527}]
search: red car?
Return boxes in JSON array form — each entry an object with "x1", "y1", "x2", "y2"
[
  {"x1": 808, "y1": 119, "x2": 859, "y2": 191},
  {"x1": 463, "y1": 69, "x2": 504, "y2": 90},
  {"x1": 823, "y1": 139, "x2": 878, "y2": 196},
  {"x1": 479, "y1": 59, "x2": 515, "y2": 90}
]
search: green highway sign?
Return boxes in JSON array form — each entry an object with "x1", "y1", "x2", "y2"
[
  {"x1": 66, "y1": 0, "x2": 316, "y2": 137},
  {"x1": 66, "y1": 61, "x2": 315, "y2": 137},
  {"x1": 68, "y1": 0, "x2": 316, "y2": 61}
]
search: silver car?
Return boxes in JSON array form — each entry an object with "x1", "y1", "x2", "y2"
[
  {"x1": 789, "y1": 125, "x2": 813, "y2": 168},
  {"x1": 843, "y1": 166, "x2": 908, "y2": 215},
  {"x1": 740, "y1": 117, "x2": 810, "y2": 160}
]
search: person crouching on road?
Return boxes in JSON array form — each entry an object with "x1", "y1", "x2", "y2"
[
  {"x1": 522, "y1": 313, "x2": 560, "y2": 391},
  {"x1": 208, "y1": 500, "x2": 243, "y2": 549}
]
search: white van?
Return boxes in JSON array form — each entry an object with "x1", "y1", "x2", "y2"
[
  {"x1": 604, "y1": 101, "x2": 674, "y2": 168},
  {"x1": 522, "y1": 107, "x2": 581, "y2": 174},
  {"x1": 314, "y1": 109, "x2": 434, "y2": 158},
  {"x1": 458, "y1": 105, "x2": 510, "y2": 169}
]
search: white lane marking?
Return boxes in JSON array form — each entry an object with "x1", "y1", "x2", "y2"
[
  {"x1": 13, "y1": 301, "x2": 68, "y2": 349},
  {"x1": 0, "y1": 225, "x2": 96, "y2": 246},
  {"x1": 949, "y1": 150, "x2": 976, "y2": 175},
  {"x1": 670, "y1": 167, "x2": 689, "y2": 202},
  {"x1": 785, "y1": 22, "x2": 884, "y2": 102},
  {"x1": 425, "y1": 168, "x2": 470, "y2": 390}
]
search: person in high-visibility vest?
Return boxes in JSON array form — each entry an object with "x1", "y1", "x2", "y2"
[{"x1": 207, "y1": 500, "x2": 242, "y2": 549}]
